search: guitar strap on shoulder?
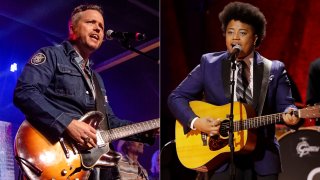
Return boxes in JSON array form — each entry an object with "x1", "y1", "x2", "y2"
[
  {"x1": 92, "y1": 72, "x2": 110, "y2": 130},
  {"x1": 256, "y1": 56, "x2": 272, "y2": 116}
]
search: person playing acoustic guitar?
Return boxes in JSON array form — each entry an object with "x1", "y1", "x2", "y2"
[
  {"x1": 13, "y1": 4, "x2": 157, "y2": 180},
  {"x1": 168, "y1": 2, "x2": 300, "y2": 180}
]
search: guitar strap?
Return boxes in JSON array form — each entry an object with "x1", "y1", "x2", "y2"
[
  {"x1": 256, "y1": 56, "x2": 272, "y2": 116},
  {"x1": 92, "y1": 72, "x2": 110, "y2": 130}
]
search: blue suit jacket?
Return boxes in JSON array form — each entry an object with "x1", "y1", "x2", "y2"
[{"x1": 168, "y1": 51, "x2": 296, "y2": 175}]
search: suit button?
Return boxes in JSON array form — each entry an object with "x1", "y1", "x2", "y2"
[{"x1": 86, "y1": 91, "x2": 89, "y2": 95}]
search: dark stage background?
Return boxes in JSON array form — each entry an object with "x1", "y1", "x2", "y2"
[
  {"x1": 0, "y1": 0, "x2": 159, "y2": 179},
  {"x1": 161, "y1": 0, "x2": 320, "y2": 179}
]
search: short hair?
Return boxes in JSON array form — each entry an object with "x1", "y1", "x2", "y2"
[
  {"x1": 70, "y1": 4, "x2": 104, "y2": 26},
  {"x1": 218, "y1": 2, "x2": 266, "y2": 47}
]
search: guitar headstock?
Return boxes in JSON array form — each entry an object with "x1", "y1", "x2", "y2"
[{"x1": 299, "y1": 105, "x2": 320, "y2": 118}]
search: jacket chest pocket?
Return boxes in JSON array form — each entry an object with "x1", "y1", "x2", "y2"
[{"x1": 55, "y1": 63, "x2": 83, "y2": 96}]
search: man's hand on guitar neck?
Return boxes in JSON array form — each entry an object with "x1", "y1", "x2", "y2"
[
  {"x1": 66, "y1": 119, "x2": 97, "y2": 148},
  {"x1": 193, "y1": 117, "x2": 221, "y2": 136},
  {"x1": 282, "y1": 108, "x2": 300, "y2": 126}
]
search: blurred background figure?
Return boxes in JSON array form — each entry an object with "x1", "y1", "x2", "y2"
[
  {"x1": 306, "y1": 58, "x2": 320, "y2": 125},
  {"x1": 149, "y1": 150, "x2": 160, "y2": 180},
  {"x1": 307, "y1": 58, "x2": 320, "y2": 106},
  {"x1": 117, "y1": 140, "x2": 149, "y2": 180}
]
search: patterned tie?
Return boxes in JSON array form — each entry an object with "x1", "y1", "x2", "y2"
[{"x1": 236, "y1": 61, "x2": 253, "y2": 105}]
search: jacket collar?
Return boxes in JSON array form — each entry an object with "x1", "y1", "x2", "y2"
[{"x1": 61, "y1": 40, "x2": 94, "y2": 66}]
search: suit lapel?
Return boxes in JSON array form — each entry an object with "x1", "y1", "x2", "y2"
[
  {"x1": 253, "y1": 53, "x2": 272, "y2": 115},
  {"x1": 253, "y1": 59, "x2": 264, "y2": 110}
]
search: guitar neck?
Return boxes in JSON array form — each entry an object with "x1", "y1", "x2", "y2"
[
  {"x1": 234, "y1": 112, "x2": 284, "y2": 131},
  {"x1": 233, "y1": 103, "x2": 320, "y2": 131},
  {"x1": 101, "y1": 118, "x2": 159, "y2": 142}
]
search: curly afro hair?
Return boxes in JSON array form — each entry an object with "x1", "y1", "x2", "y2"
[{"x1": 219, "y1": 2, "x2": 266, "y2": 47}]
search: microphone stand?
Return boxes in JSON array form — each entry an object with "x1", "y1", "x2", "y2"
[
  {"x1": 120, "y1": 39, "x2": 159, "y2": 63},
  {"x1": 228, "y1": 53, "x2": 238, "y2": 180}
]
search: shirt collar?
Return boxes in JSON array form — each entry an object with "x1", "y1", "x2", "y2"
[
  {"x1": 125, "y1": 155, "x2": 139, "y2": 165},
  {"x1": 74, "y1": 50, "x2": 92, "y2": 69},
  {"x1": 237, "y1": 51, "x2": 254, "y2": 67},
  {"x1": 62, "y1": 40, "x2": 94, "y2": 67}
]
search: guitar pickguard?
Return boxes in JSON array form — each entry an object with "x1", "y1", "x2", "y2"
[
  {"x1": 81, "y1": 144, "x2": 121, "y2": 168},
  {"x1": 208, "y1": 135, "x2": 229, "y2": 151}
]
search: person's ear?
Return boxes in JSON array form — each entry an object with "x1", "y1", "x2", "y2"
[
  {"x1": 68, "y1": 22, "x2": 77, "y2": 40},
  {"x1": 69, "y1": 23, "x2": 74, "y2": 34}
]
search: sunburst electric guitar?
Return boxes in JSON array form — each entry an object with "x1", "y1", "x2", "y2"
[
  {"x1": 15, "y1": 111, "x2": 159, "y2": 180},
  {"x1": 175, "y1": 101, "x2": 320, "y2": 172}
]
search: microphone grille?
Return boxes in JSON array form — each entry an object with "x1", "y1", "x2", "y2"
[
  {"x1": 233, "y1": 44, "x2": 242, "y2": 51},
  {"x1": 105, "y1": 29, "x2": 114, "y2": 40}
]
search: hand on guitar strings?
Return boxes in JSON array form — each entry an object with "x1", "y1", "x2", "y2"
[
  {"x1": 282, "y1": 108, "x2": 300, "y2": 126},
  {"x1": 66, "y1": 119, "x2": 97, "y2": 148},
  {"x1": 193, "y1": 117, "x2": 221, "y2": 136}
]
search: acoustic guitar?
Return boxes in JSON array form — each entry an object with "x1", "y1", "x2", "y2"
[
  {"x1": 15, "y1": 111, "x2": 159, "y2": 179},
  {"x1": 175, "y1": 101, "x2": 320, "y2": 172}
]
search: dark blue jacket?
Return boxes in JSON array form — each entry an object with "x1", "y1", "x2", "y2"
[{"x1": 14, "y1": 41, "x2": 146, "y2": 142}]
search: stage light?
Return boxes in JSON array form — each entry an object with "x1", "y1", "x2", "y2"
[{"x1": 10, "y1": 63, "x2": 17, "y2": 72}]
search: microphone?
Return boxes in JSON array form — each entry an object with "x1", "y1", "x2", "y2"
[
  {"x1": 228, "y1": 44, "x2": 242, "y2": 62},
  {"x1": 105, "y1": 29, "x2": 146, "y2": 41}
]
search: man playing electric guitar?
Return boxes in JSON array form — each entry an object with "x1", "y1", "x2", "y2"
[
  {"x1": 13, "y1": 4, "x2": 157, "y2": 180},
  {"x1": 168, "y1": 2, "x2": 300, "y2": 180}
]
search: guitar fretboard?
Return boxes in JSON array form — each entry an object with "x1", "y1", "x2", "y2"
[
  {"x1": 232, "y1": 104, "x2": 320, "y2": 131},
  {"x1": 100, "y1": 118, "x2": 159, "y2": 143},
  {"x1": 234, "y1": 113, "x2": 284, "y2": 131}
]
